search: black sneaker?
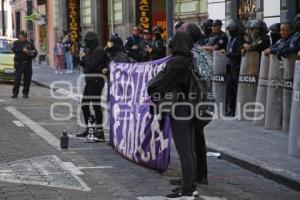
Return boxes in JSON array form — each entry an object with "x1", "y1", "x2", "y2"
[
  {"x1": 170, "y1": 178, "x2": 182, "y2": 186},
  {"x1": 11, "y1": 95, "x2": 17, "y2": 98},
  {"x1": 94, "y1": 128, "x2": 105, "y2": 142},
  {"x1": 76, "y1": 129, "x2": 88, "y2": 137},
  {"x1": 171, "y1": 187, "x2": 199, "y2": 197},
  {"x1": 166, "y1": 192, "x2": 195, "y2": 200},
  {"x1": 23, "y1": 95, "x2": 29, "y2": 99}
]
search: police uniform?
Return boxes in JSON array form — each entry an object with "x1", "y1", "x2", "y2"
[
  {"x1": 148, "y1": 37, "x2": 166, "y2": 60},
  {"x1": 225, "y1": 19, "x2": 245, "y2": 115},
  {"x1": 124, "y1": 35, "x2": 144, "y2": 62},
  {"x1": 206, "y1": 31, "x2": 228, "y2": 50},
  {"x1": 11, "y1": 33, "x2": 38, "y2": 98}
]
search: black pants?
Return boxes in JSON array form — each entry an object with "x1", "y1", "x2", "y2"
[
  {"x1": 170, "y1": 104, "x2": 196, "y2": 193},
  {"x1": 226, "y1": 64, "x2": 240, "y2": 114},
  {"x1": 12, "y1": 64, "x2": 32, "y2": 96},
  {"x1": 194, "y1": 121, "x2": 207, "y2": 180},
  {"x1": 81, "y1": 79, "x2": 104, "y2": 127}
]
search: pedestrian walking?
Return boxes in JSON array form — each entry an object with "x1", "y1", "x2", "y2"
[
  {"x1": 11, "y1": 31, "x2": 38, "y2": 99},
  {"x1": 63, "y1": 34, "x2": 74, "y2": 74},
  {"x1": 76, "y1": 32, "x2": 110, "y2": 142},
  {"x1": 54, "y1": 37, "x2": 64, "y2": 74}
]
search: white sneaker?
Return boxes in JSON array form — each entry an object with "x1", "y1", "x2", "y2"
[{"x1": 55, "y1": 70, "x2": 58, "y2": 74}]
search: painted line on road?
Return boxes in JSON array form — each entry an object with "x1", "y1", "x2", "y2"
[
  {"x1": 5, "y1": 106, "x2": 60, "y2": 149},
  {"x1": 12, "y1": 120, "x2": 25, "y2": 127},
  {"x1": 77, "y1": 166, "x2": 113, "y2": 170}
]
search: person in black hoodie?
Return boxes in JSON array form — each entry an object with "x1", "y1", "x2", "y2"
[
  {"x1": 76, "y1": 32, "x2": 110, "y2": 141},
  {"x1": 148, "y1": 32, "x2": 197, "y2": 199}
]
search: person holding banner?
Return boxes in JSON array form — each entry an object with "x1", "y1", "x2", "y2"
[
  {"x1": 76, "y1": 32, "x2": 110, "y2": 141},
  {"x1": 148, "y1": 32, "x2": 197, "y2": 199}
]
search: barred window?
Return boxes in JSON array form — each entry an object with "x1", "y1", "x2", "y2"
[{"x1": 82, "y1": 0, "x2": 92, "y2": 25}]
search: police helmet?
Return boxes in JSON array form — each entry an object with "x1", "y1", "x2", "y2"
[{"x1": 268, "y1": 23, "x2": 281, "y2": 32}]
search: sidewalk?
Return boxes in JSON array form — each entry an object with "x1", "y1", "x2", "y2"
[{"x1": 32, "y1": 64, "x2": 300, "y2": 191}]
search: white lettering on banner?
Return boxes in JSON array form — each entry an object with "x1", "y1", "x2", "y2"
[{"x1": 110, "y1": 61, "x2": 169, "y2": 163}]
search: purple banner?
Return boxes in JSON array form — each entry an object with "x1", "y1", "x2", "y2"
[{"x1": 109, "y1": 57, "x2": 171, "y2": 171}]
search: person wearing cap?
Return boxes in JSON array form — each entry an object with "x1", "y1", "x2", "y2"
[
  {"x1": 11, "y1": 31, "x2": 38, "y2": 99},
  {"x1": 200, "y1": 19, "x2": 213, "y2": 45},
  {"x1": 146, "y1": 26, "x2": 166, "y2": 61},
  {"x1": 242, "y1": 19, "x2": 270, "y2": 55},
  {"x1": 125, "y1": 26, "x2": 144, "y2": 62},
  {"x1": 203, "y1": 19, "x2": 228, "y2": 53},
  {"x1": 76, "y1": 32, "x2": 110, "y2": 141}
]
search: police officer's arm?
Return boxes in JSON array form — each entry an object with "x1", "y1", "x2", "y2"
[
  {"x1": 214, "y1": 33, "x2": 228, "y2": 51},
  {"x1": 248, "y1": 35, "x2": 270, "y2": 52},
  {"x1": 29, "y1": 44, "x2": 38, "y2": 59},
  {"x1": 282, "y1": 36, "x2": 300, "y2": 55}
]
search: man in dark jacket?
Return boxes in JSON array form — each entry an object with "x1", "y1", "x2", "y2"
[
  {"x1": 11, "y1": 31, "x2": 38, "y2": 98},
  {"x1": 125, "y1": 26, "x2": 144, "y2": 61},
  {"x1": 269, "y1": 23, "x2": 281, "y2": 45},
  {"x1": 264, "y1": 21, "x2": 295, "y2": 58},
  {"x1": 76, "y1": 32, "x2": 110, "y2": 141},
  {"x1": 225, "y1": 19, "x2": 245, "y2": 116},
  {"x1": 203, "y1": 20, "x2": 228, "y2": 53}
]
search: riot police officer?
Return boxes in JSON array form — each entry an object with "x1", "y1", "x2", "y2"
[
  {"x1": 269, "y1": 23, "x2": 281, "y2": 45},
  {"x1": 76, "y1": 32, "x2": 110, "y2": 141},
  {"x1": 242, "y1": 19, "x2": 270, "y2": 54},
  {"x1": 264, "y1": 21, "x2": 294, "y2": 58},
  {"x1": 146, "y1": 26, "x2": 166, "y2": 60},
  {"x1": 244, "y1": 20, "x2": 253, "y2": 44},
  {"x1": 203, "y1": 20, "x2": 228, "y2": 53},
  {"x1": 201, "y1": 19, "x2": 213, "y2": 45},
  {"x1": 225, "y1": 19, "x2": 245, "y2": 116},
  {"x1": 11, "y1": 31, "x2": 38, "y2": 98}
]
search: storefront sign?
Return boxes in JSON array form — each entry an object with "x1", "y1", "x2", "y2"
[
  {"x1": 69, "y1": 0, "x2": 79, "y2": 43},
  {"x1": 136, "y1": 0, "x2": 152, "y2": 30}
]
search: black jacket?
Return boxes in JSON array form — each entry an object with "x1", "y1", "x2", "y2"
[
  {"x1": 12, "y1": 40, "x2": 38, "y2": 64},
  {"x1": 148, "y1": 36, "x2": 166, "y2": 60},
  {"x1": 226, "y1": 35, "x2": 245, "y2": 67},
  {"x1": 206, "y1": 31, "x2": 228, "y2": 50},
  {"x1": 80, "y1": 47, "x2": 110, "y2": 80},
  {"x1": 125, "y1": 35, "x2": 144, "y2": 61}
]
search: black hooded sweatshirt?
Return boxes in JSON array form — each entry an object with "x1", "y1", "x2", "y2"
[
  {"x1": 80, "y1": 32, "x2": 110, "y2": 80},
  {"x1": 147, "y1": 32, "x2": 193, "y2": 99}
]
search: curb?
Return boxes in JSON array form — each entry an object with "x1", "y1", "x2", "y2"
[{"x1": 206, "y1": 142, "x2": 300, "y2": 191}]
